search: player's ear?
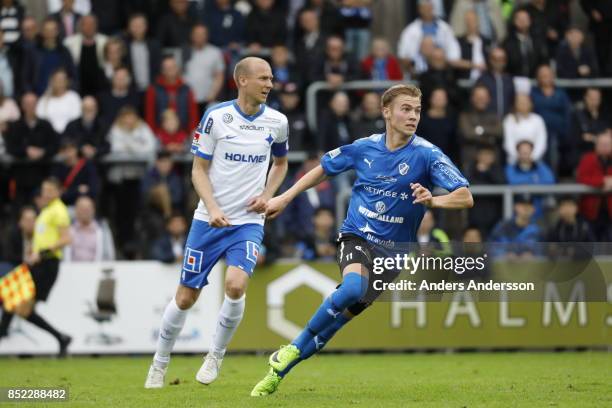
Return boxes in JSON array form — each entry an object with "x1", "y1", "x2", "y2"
[{"x1": 382, "y1": 106, "x2": 391, "y2": 121}]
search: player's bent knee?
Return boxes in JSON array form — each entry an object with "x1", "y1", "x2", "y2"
[{"x1": 175, "y1": 286, "x2": 200, "y2": 310}]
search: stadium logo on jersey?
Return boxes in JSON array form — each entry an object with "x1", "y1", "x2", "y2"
[
  {"x1": 183, "y1": 247, "x2": 203, "y2": 274},
  {"x1": 376, "y1": 175, "x2": 397, "y2": 183},
  {"x1": 240, "y1": 124, "x2": 264, "y2": 131},
  {"x1": 375, "y1": 201, "x2": 386, "y2": 214},
  {"x1": 223, "y1": 113, "x2": 233, "y2": 123},
  {"x1": 204, "y1": 117, "x2": 213, "y2": 134},
  {"x1": 246, "y1": 241, "x2": 259, "y2": 264},
  {"x1": 399, "y1": 162, "x2": 409, "y2": 175},
  {"x1": 328, "y1": 148, "x2": 341, "y2": 159},
  {"x1": 225, "y1": 152, "x2": 268, "y2": 163}
]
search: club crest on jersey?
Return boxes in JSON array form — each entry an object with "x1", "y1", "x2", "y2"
[
  {"x1": 223, "y1": 113, "x2": 233, "y2": 123},
  {"x1": 183, "y1": 247, "x2": 203, "y2": 273},
  {"x1": 375, "y1": 201, "x2": 386, "y2": 214},
  {"x1": 399, "y1": 162, "x2": 409, "y2": 175}
]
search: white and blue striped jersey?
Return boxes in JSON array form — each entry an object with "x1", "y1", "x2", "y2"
[{"x1": 191, "y1": 100, "x2": 289, "y2": 225}]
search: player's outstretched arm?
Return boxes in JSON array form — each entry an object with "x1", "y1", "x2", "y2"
[
  {"x1": 247, "y1": 155, "x2": 289, "y2": 213},
  {"x1": 192, "y1": 156, "x2": 231, "y2": 227},
  {"x1": 411, "y1": 183, "x2": 474, "y2": 209},
  {"x1": 265, "y1": 164, "x2": 329, "y2": 219}
]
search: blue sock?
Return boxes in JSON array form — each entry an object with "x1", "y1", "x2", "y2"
[
  {"x1": 292, "y1": 273, "x2": 366, "y2": 352},
  {"x1": 278, "y1": 314, "x2": 350, "y2": 378}
]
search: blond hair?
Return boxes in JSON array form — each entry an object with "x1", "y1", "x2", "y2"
[{"x1": 381, "y1": 84, "x2": 422, "y2": 108}]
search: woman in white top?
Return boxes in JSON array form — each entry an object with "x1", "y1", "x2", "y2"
[
  {"x1": 107, "y1": 106, "x2": 157, "y2": 183},
  {"x1": 35, "y1": 68, "x2": 82, "y2": 133},
  {"x1": 503, "y1": 94, "x2": 547, "y2": 164}
]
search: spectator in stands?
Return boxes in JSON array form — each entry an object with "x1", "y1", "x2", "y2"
[
  {"x1": 338, "y1": 0, "x2": 373, "y2": 62},
  {"x1": 416, "y1": 210, "x2": 452, "y2": 257},
  {"x1": 417, "y1": 87, "x2": 457, "y2": 160},
  {"x1": 135, "y1": 183, "x2": 172, "y2": 259},
  {"x1": 450, "y1": 0, "x2": 506, "y2": 42},
  {"x1": 351, "y1": 92, "x2": 385, "y2": 139},
  {"x1": 97, "y1": 66, "x2": 140, "y2": 125},
  {"x1": 155, "y1": 109, "x2": 188, "y2": 154},
  {"x1": 278, "y1": 82, "x2": 310, "y2": 151},
  {"x1": 64, "y1": 95, "x2": 110, "y2": 159},
  {"x1": 283, "y1": 152, "x2": 336, "y2": 242},
  {"x1": 23, "y1": 18, "x2": 76, "y2": 95},
  {"x1": 100, "y1": 37, "x2": 126, "y2": 88},
  {"x1": 312, "y1": 35, "x2": 359, "y2": 88},
  {"x1": 530, "y1": 64, "x2": 572, "y2": 174},
  {"x1": 518, "y1": 0, "x2": 569, "y2": 54},
  {"x1": 270, "y1": 45, "x2": 301, "y2": 96},
  {"x1": 547, "y1": 195, "x2": 596, "y2": 243},
  {"x1": 64, "y1": 195, "x2": 116, "y2": 261},
  {"x1": 145, "y1": 55, "x2": 198, "y2": 135},
  {"x1": 502, "y1": 9, "x2": 548, "y2": 77},
  {"x1": 0, "y1": 82, "x2": 20, "y2": 131},
  {"x1": 0, "y1": 0, "x2": 24, "y2": 48},
  {"x1": 107, "y1": 106, "x2": 156, "y2": 247},
  {"x1": 318, "y1": 91, "x2": 354, "y2": 152},
  {"x1": 580, "y1": 0, "x2": 612, "y2": 76},
  {"x1": 489, "y1": 193, "x2": 541, "y2": 259},
  {"x1": 360, "y1": 37, "x2": 403, "y2": 81},
  {"x1": 576, "y1": 130, "x2": 612, "y2": 241},
  {"x1": 50, "y1": 0, "x2": 82, "y2": 39},
  {"x1": 5, "y1": 93, "x2": 59, "y2": 207},
  {"x1": 90, "y1": 0, "x2": 126, "y2": 35},
  {"x1": 505, "y1": 140, "x2": 555, "y2": 218},
  {"x1": 149, "y1": 212, "x2": 187, "y2": 263},
  {"x1": 475, "y1": 47, "x2": 515, "y2": 119},
  {"x1": 465, "y1": 146, "x2": 505, "y2": 236},
  {"x1": 202, "y1": 0, "x2": 245, "y2": 49},
  {"x1": 296, "y1": 207, "x2": 336, "y2": 261},
  {"x1": 503, "y1": 94, "x2": 547, "y2": 164},
  {"x1": 454, "y1": 10, "x2": 491, "y2": 81},
  {"x1": 20, "y1": 15, "x2": 38, "y2": 47},
  {"x1": 123, "y1": 13, "x2": 161, "y2": 94},
  {"x1": 571, "y1": 88, "x2": 609, "y2": 166},
  {"x1": 418, "y1": 47, "x2": 458, "y2": 109},
  {"x1": 52, "y1": 138, "x2": 98, "y2": 206},
  {"x1": 182, "y1": 24, "x2": 225, "y2": 115},
  {"x1": 63, "y1": 14, "x2": 107, "y2": 96},
  {"x1": 293, "y1": 8, "x2": 327, "y2": 82},
  {"x1": 295, "y1": 0, "x2": 343, "y2": 40},
  {"x1": 397, "y1": 0, "x2": 460, "y2": 76},
  {"x1": 459, "y1": 85, "x2": 503, "y2": 169},
  {"x1": 141, "y1": 150, "x2": 184, "y2": 210},
  {"x1": 156, "y1": 0, "x2": 196, "y2": 48},
  {"x1": 245, "y1": 0, "x2": 287, "y2": 51},
  {"x1": 36, "y1": 68, "x2": 81, "y2": 134},
  {"x1": 0, "y1": 31, "x2": 16, "y2": 98},
  {"x1": 555, "y1": 26, "x2": 599, "y2": 80}
]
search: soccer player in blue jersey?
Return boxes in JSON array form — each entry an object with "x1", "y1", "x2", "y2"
[
  {"x1": 145, "y1": 57, "x2": 289, "y2": 388},
  {"x1": 251, "y1": 84, "x2": 473, "y2": 396}
]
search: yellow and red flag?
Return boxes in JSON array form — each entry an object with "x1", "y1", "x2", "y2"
[{"x1": 0, "y1": 264, "x2": 35, "y2": 312}]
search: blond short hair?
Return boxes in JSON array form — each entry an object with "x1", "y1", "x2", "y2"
[{"x1": 381, "y1": 84, "x2": 422, "y2": 108}]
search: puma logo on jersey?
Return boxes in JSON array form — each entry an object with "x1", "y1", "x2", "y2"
[
  {"x1": 364, "y1": 158, "x2": 373, "y2": 168},
  {"x1": 326, "y1": 308, "x2": 341, "y2": 318}
]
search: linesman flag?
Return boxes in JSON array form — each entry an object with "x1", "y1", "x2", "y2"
[{"x1": 0, "y1": 264, "x2": 35, "y2": 312}]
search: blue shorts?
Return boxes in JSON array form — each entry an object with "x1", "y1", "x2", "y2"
[{"x1": 180, "y1": 220, "x2": 264, "y2": 289}]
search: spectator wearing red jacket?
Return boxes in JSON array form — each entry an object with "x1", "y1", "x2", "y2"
[
  {"x1": 360, "y1": 38, "x2": 403, "y2": 81},
  {"x1": 576, "y1": 129, "x2": 612, "y2": 240},
  {"x1": 145, "y1": 55, "x2": 198, "y2": 135},
  {"x1": 156, "y1": 109, "x2": 188, "y2": 154}
]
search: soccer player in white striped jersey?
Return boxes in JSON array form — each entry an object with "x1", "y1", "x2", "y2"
[{"x1": 145, "y1": 57, "x2": 289, "y2": 388}]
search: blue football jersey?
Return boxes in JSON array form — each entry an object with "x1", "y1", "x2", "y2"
[{"x1": 320, "y1": 133, "x2": 469, "y2": 246}]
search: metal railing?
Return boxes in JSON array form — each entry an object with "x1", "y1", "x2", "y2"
[
  {"x1": 306, "y1": 78, "x2": 612, "y2": 133},
  {"x1": 335, "y1": 183, "x2": 603, "y2": 229}
]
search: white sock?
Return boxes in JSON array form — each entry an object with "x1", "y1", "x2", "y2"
[
  {"x1": 210, "y1": 294, "x2": 245, "y2": 359},
  {"x1": 153, "y1": 298, "x2": 188, "y2": 368}
]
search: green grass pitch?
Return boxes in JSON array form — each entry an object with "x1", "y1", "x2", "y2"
[{"x1": 0, "y1": 352, "x2": 610, "y2": 407}]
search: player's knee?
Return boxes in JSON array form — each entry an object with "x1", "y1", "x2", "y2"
[
  {"x1": 175, "y1": 294, "x2": 196, "y2": 310},
  {"x1": 224, "y1": 282, "x2": 246, "y2": 299},
  {"x1": 340, "y1": 273, "x2": 368, "y2": 304}
]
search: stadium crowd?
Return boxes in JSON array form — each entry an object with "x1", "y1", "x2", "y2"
[{"x1": 0, "y1": 0, "x2": 611, "y2": 264}]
